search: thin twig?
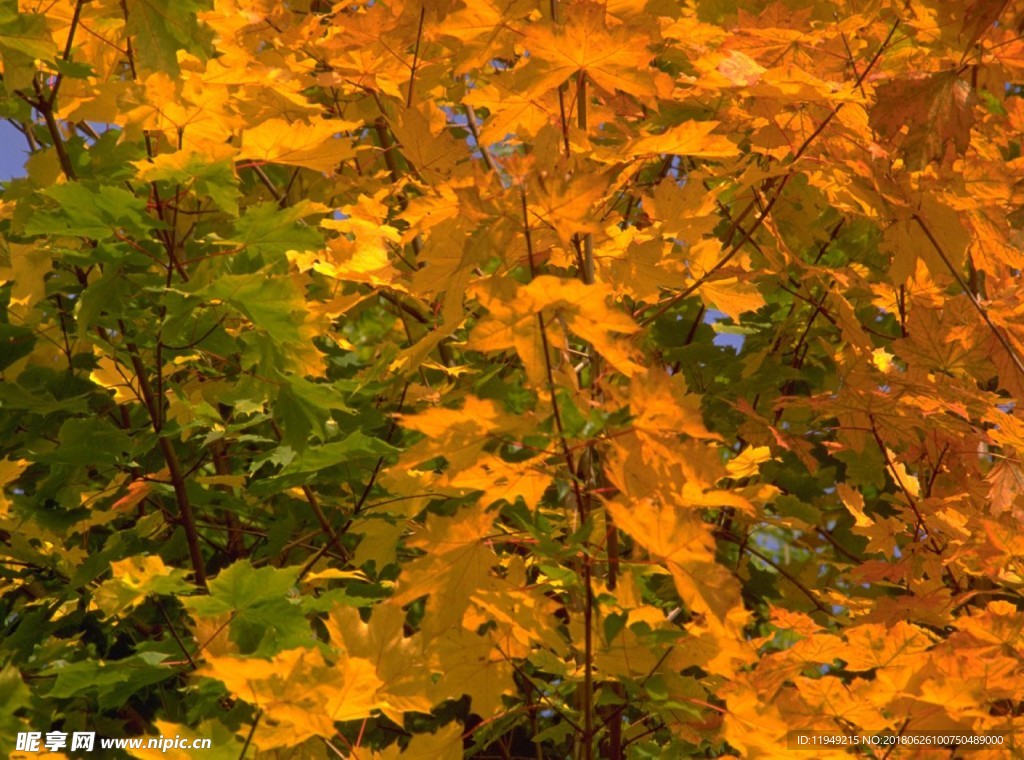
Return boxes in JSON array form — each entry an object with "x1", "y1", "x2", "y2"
[
  {"x1": 716, "y1": 529, "x2": 829, "y2": 613},
  {"x1": 912, "y1": 213, "x2": 1024, "y2": 381},
  {"x1": 154, "y1": 600, "x2": 197, "y2": 670},
  {"x1": 464, "y1": 103, "x2": 498, "y2": 173},
  {"x1": 48, "y1": 0, "x2": 85, "y2": 107},
  {"x1": 406, "y1": 5, "x2": 426, "y2": 108},
  {"x1": 520, "y1": 183, "x2": 594, "y2": 758},
  {"x1": 238, "y1": 710, "x2": 261, "y2": 760}
]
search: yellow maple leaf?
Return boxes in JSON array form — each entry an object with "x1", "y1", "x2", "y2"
[
  {"x1": 388, "y1": 106, "x2": 466, "y2": 184},
  {"x1": 842, "y1": 621, "x2": 936, "y2": 672},
  {"x1": 726, "y1": 446, "x2": 772, "y2": 478},
  {"x1": 428, "y1": 627, "x2": 516, "y2": 717},
  {"x1": 629, "y1": 121, "x2": 739, "y2": 159},
  {"x1": 837, "y1": 482, "x2": 872, "y2": 528},
  {"x1": 125, "y1": 719, "x2": 237, "y2": 760},
  {"x1": 631, "y1": 370, "x2": 721, "y2": 444},
  {"x1": 521, "y1": 1, "x2": 661, "y2": 97},
  {"x1": 399, "y1": 396, "x2": 524, "y2": 474},
  {"x1": 527, "y1": 166, "x2": 612, "y2": 248},
  {"x1": 885, "y1": 448, "x2": 921, "y2": 499},
  {"x1": 464, "y1": 77, "x2": 556, "y2": 145},
  {"x1": 449, "y1": 454, "x2": 552, "y2": 508},
  {"x1": 470, "y1": 568, "x2": 567, "y2": 657},
  {"x1": 699, "y1": 277, "x2": 765, "y2": 322},
  {"x1": 608, "y1": 497, "x2": 747, "y2": 631},
  {"x1": 313, "y1": 192, "x2": 405, "y2": 286},
  {"x1": 721, "y1": 676, "x2": 792, "y2": 756},
  {"x1": 94, "y1": 555, "x2": 190, "y2": 617},
  {"x1": 0, "y1": 242, "x2": 49, "y2": 325},
  {"x1": 120, "y1": 71, "x2": 241, "y2": 152},
  {"x1": 89, "y1": 353, "x2": 137, "y2": 405},
  {"x1": 326, "y1": 602, "x2": 433, "y2": 721},
  {"x1": 373, "y1": 724, "x2": 464, "y2": 760},
  {"x1": 391, "y1": 505, "x2": 499, "y2": 634},
  {"x1": 599, "y1": 234, "x2": 689, "y2": 302},
  {"x1": 606, "y1": 496, "x2": 709, "y2": 564},
  {"x1": 239, "y1": 117, "x2": 358, "y2": 173},
  {"x1": 110, "y1": 555, "x2": 174, "y2": 589},
  {"x1": 468, "y1": 275, "x2": 642, "y2": 388},
  {"x1": 199, "y1": 648, "x2": 384, "y2": 750}
]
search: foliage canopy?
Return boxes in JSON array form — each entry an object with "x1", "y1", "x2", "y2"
[{"x1": 3, "y1": 0, "x2": 1024, "y2": 757}]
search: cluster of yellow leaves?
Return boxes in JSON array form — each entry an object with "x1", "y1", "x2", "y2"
[{"x1": 726, "y1": 604, "x2": 1024, "y2": 757}]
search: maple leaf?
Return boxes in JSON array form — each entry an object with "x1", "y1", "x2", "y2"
[
  {"x1": 986, "y1": 459, "x2": 1024, "y2": 516},
  {"x1": 440, "y1": 0, "x2": 532, "y2": 75},
  {"x1": 375, "y1": 724, "x2": 465, "y2": 760},
  {"x1": 732, "y1": 3, "x2": 816, "y2": 64},
  {"x1": 688, "y1": 238, "x2": 765, "y2": 320},
  {"x1": 449, "y1": 453, "x2": 552, "y2": 508},
  {"x1": 470, "y1": 563, "x2": 567, "y2": 657},
  {"x1": 599, "y1": 234, "x2": 689, "y2": 301},
  {"x1": 120, "y1": 71, "x2": 242, "y2": 151},
  {"x1": 721, "y1": 676, "x2": 793, "y2": 756},
  {"x1": 399, "y1": 396, "x2": 527, "y2": 474},
  {"x1": 316, "y1": 192, "x2": 405, "y2": 286},
  {"x1": 842, "y1": 621, "x2": 936, "y2": 672},
  {"x1": 628, "y1": 121, "x2": 739, "y2": 160},
  {"x1": 94, "y1": 555, "x2": 191, "y2": 617},
  {"x1": 89, "y1": 352, "x2": 138, "y2": 405},
  {"x1": 870, "y1": 71, "x2": 977, "y2": 169},
  {"x1": 959, "y1": 0, "x2": 1009, "y2": 48},
  {"x1": 239, "y1": 117, "x2": 358, "y2": 173},
  {"x1": 388, "y1": 106, "x2": 466, "y2": 184},
  {"x1": 0, "y1": 242, "x2": 49, "y2": 326},
  {"x1": 326, "y1": 602, "x2": 433, "y2": 721},
  {"x1": 468, "y1": 275, "x2": 642, "y2": 387},
  {"x1": 123, "y1": 0, "x2": 212, "y2": 75},
  {"x1": 883, "y1": 196, "x2": 971, "y2": 283},
  {"x1": 628, "y1": 370, "x2": 722, "y2": 462},
  {"x1": 390, "y1": 505, "x2": 499, "y2": 634},
  {"x1": 726, "y1": 445, "x2": 772, "y2": 478},
  {"x1": 527, "y1": 164, "x2": 613, "y2": 247},
  {"x1": 199, "y1": 648, "x2": 384, "y2": 750},
  {"x1": 519, "y1": 0, "x2": 661, "y2": 97},
  {"x1": 464, "y1": 75, "x2": 557, "y2": 144},
  {"x1": 429, "y1": 626, "x2": 516, "y2": 717},
  {"x1": 607, "y1": 498, "x2": 746, "y2": 630}
]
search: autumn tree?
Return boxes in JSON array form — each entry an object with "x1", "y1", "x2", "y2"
[{"x1": 2, "y1": 0, "x2": 1024, "y2": 757}]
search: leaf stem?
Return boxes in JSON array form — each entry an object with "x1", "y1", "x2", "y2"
[
  {"x1": 118, "y1": 320, "x2": 207, "y2": 587},
  {"x1": 238, "y1": 710, "x2": 261, "y2": 760},
  {"x1": 911, "y1": 213, "x2": 1024, "y2": 380},
  {"x1": 520, "y1": 183, "x2": 594, "y2": 759},
  {"x1": 48, "y1": 0, "x2": 85, "y2": 108},
  {"x1": 406, "y1": 5, "x2": 426, "y2": 108}
]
